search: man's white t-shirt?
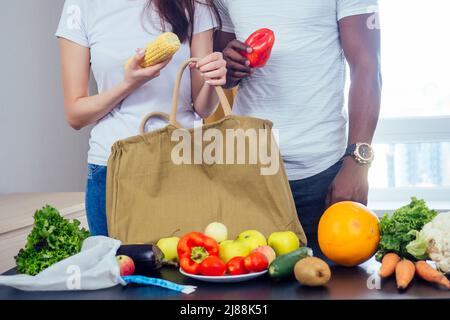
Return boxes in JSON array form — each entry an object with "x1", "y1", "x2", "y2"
[
  {"x1": 56, "y1": 0, "x2": 217, "y2": 166},
  {"x1": 216, "y1": 0, "x2": 379, "y2": 180}
]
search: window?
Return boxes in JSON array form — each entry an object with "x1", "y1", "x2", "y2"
[
  {"x1": 368, "y1": 0, "x2": 450, "y2": 206},
  {"x1": 371, "y1": 143, "x2": 450, "y2": 188},
  {"x1": 378, "y1": 0, "x2": 450, "y2": 117}
]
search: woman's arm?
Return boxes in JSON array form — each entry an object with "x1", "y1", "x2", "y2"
[
  {"x1": 59, "y1": 39, "x2": 171, "y2": 130},
  {"x1": 190, "y1": 30, "x2": 227, "y2": 118}
]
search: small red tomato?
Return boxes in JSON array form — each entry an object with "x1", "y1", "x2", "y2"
[
  {"x1": 226, "y1": 256, "x2": 249, "y2": 276},
  {"x1": 199, "y1": 256, "x2": 226, "y2": 276},
  {"x1": 244, "y1": 252, "x2": 269, "y2": 273}
]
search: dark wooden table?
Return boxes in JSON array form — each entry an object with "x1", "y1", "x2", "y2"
[{"x1": 1, "y1": 258, "x2": 449, "y2": 300}]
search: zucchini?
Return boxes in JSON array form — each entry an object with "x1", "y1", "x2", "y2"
[{"x1": 268, "y1": 247, "x2": 313, "y2": 280}]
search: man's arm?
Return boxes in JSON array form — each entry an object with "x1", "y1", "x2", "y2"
[
  {"x1": 214, "y1": 31, "x2": 253, "y2": 89},
  {"x1": 326, "y1": 13, "x2": 382, "y2": 206}
]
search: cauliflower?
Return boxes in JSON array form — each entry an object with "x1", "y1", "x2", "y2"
[{"x1": 407, "y1": 212, "x2": 450, "y2": 274}]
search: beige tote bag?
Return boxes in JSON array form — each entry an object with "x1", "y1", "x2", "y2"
[{"x1": 106, "y1": 58, "x2": 306, "y2": 245}]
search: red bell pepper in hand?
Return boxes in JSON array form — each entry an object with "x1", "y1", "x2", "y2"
[
  {"x1": 242, "y1": 28, "x2": 275, "y2": 68},
  {"x1": 177, "y1": 232, "x2": 220, "y2": 275}
]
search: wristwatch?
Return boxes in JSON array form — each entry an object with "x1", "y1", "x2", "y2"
[{"x1": 343, "y1": 143, "x2": 375, "y2": 165}]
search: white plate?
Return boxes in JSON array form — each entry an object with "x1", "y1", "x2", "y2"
[{"x1": 179, "y1": 268, "x2": 268, "y2": 283}]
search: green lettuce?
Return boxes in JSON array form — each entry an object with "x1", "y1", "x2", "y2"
[
  {"x1": 375, "y1": 197, "x2": 437, "y2": 261},
  {"x1": 15, "y1": 205, "x2": 90, "y2": 275}
]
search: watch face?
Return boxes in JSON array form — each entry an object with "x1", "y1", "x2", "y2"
[{"x1": 358, "y1": 144, "x2": 374, "y2": 160}]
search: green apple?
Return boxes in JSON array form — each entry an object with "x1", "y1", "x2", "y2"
[
  {"x1": 268, "y1": 231, "x2": 300, "y2": 256},
  {"x1": 204, "y1": 222, "x2": 228, "y2": 243},
  {"x1": 219, "y1": 240, "x2": 251, "y2": 263},
  {"x1": 237, "y1": 230, "x2": 267, "y2": 251},
  {"x1": 156, "y1": 237, "x2": 180, "y2": 262}
]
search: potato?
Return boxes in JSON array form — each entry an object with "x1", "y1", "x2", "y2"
[{"x1": 294, "y1": 257, "x2": 331, "y2": 286}]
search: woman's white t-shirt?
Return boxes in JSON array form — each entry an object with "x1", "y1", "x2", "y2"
[{"x1": 56, "y1": 0, "x2": 217, "y2": 165}]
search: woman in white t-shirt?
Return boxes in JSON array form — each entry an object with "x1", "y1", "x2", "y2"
[{"x1": 56, "y1": 0, "x2": 226, "y2": 235}]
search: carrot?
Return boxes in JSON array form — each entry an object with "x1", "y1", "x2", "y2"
[
  {"x1": 379, "y1": 253, "x2": 401, "y2": 278},
  {"x1": 395, "y1": 259, "x2": 415, "y2": 289},
  {"x1": 415, "y1": 261, "x2": 450, "y2": 289}
]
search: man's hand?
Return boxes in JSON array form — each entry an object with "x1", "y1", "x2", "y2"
[
  {"x1": 223, "y1": 39, "x2": 254, "y2": 86},
  {"x1": 326, "y1": 157, "x2": 369, "y2": 207}
]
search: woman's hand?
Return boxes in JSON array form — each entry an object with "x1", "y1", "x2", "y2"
[
  {"x1": 123, "y1": 48, "x2": 172, "y2": 89},
  {"x1": 190, "y1": 30, "x2": 227, "y2": 118},
  {"x1": 59, "y1": 40, "x2": 173, "y2": 130},
  {"x1": 194, "y1": 52, "x2": 227, "y2": 86}
]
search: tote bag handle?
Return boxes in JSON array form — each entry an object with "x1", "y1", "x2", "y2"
[{"x1": 140, "y1": 58, "x2": 232, "y2": 134}]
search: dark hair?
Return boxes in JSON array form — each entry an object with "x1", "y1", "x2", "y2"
[{"x1": 143, "y1": 0, "x2": 221, "y2": 44}]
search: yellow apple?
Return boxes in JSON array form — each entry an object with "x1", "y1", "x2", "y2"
[
  {"x1": 268, "y1": 231, "x2": 300, "y2": 256},
  {"x1": 237, "y1": 230, "x2": 267, "y2": 251},
  {"x1": 219, "y1": 240, "x2": 251, "y2": 263},
  {"x1": 156, "y1": 237, "x2": 180, "y2": 262}
]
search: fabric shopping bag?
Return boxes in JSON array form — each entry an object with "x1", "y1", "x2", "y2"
[
  {"x1": 0, "y1": 237, "x2": 196, "y2": 293},
  {"x1": 0, "y1": 237, "x2": 124, "y2": 291},
  {"x1": 106, "y1": 58, "x2": 307, "y2": 245}
]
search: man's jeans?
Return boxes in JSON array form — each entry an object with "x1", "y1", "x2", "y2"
[{"x1": 289, "y1": 160, "x2": 343, "y2": 259}]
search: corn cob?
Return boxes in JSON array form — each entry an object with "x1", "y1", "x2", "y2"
[{"x1": 124, "y1": 32, "x2": 181, "y2": 69}]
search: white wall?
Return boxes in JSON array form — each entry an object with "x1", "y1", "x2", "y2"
[{"x1": 0, "y1": 0, "x2": 94, "y2": 194}]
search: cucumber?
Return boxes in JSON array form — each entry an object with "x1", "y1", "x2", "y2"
[{"x1": 268, "y1": 247, "x2": 313, "y2": 280}]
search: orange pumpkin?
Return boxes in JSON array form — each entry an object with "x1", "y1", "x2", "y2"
[{"x1": 318, "y1": 201, "x2": 380, "y2": 267}]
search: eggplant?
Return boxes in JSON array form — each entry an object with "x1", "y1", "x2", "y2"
[{"x1": 116, "y1": 244, "x2": 177, "y2": 276}]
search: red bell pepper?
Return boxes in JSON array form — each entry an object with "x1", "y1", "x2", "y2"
[
  {"x1": 177, "y1": 232, "x2": 220, "y2": 275},
  {"x1": 242, "y1": 28, "x2": 275, "y2": 68}
]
